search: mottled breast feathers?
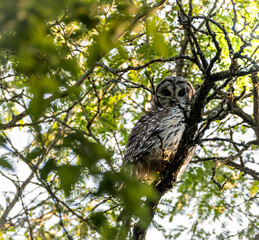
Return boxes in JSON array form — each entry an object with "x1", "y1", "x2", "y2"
[{"x1": 123, "y1": 77, "x2": 195, "y2": 180}]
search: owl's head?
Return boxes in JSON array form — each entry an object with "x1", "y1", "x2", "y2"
[{"x1": 151, "y1": 77, "x2": 195, "y2": 109}]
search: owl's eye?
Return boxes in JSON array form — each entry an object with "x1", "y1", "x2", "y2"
[
  {"x1": 162, "y1": 89, "x2": 171, "y2": 96},
  {"x1": 178, "y1": 89, "x2": 186, "y2": 97}
]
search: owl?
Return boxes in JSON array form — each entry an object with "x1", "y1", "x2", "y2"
[{"x1": 123, "y1": 76, "x2": 195, "y2": 181}]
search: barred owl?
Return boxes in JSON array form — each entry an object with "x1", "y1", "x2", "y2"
[{"x1": 123, "y1": 76, "x2": 195, "y2": 181}]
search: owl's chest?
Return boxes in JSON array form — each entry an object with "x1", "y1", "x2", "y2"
[{"x1": 158, "y1": 117, "x2": 185, "y2": 151}]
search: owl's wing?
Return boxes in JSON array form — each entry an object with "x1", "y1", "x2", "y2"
[{"x1": 123, "y1": 108, "x2": 167, "y2": 163}]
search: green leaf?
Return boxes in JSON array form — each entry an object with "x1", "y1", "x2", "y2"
[
  {"x1": 57, "y1": 164, "x2": 81, "y2": 196},
  {"x1": 117, "y1": 45, "x2": 129, "y2": 59},
  {"x1": 249, "y1": 180, "x2": 259, "y2": 197},
  {"x1": 61, "y1": 131, "x2": 111, "y2": 170},
  {"x1": 0, "y1": 155, "x2": 13, "y2": 170},
  {"x1": 152, "y1": 33, "x2": 170, "y2": 57},
  {"x1": 0, "y1": 135, "x2": 7, "y2": 146},
  {"x1": 28, "y1": 95, "x2": 48, "y2": 121},
  {"x1": 89, "y1": 212, "x2": 108, "y2": 228},
  {"x1": 40, "y1": 158, "x2": 56, "y2": 181},
  {"x1": 26, "y1": 147, "x2": 43, "y2": 161}
]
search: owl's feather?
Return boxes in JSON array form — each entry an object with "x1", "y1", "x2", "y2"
[
  {"x1": 123, "y1": 77, "x2": 195, "y2": 180},
  {"x1": 124, "y1": 107, "x2": 187, "y2": 179}
]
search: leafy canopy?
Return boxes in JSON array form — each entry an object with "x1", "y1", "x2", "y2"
[{"x1": 0, "y1": 0, "x2": 258, "y2": 239}]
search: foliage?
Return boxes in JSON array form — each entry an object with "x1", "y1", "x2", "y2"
[{"x1": 0, "y1": 0, "x2": 258, "y2": 239}]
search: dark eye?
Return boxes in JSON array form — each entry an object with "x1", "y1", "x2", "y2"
[
  {"x1": 162, "y1": 89, "x2": 171, "y2": 96},
  {"x1": 178, "y1": 89, "x2": 186, "y2": 97}
]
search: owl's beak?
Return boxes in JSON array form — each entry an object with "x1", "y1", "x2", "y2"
[{"x1": 169, "y1": 99, "x2": 177, "y2": 105}]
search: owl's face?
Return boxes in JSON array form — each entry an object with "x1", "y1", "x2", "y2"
[{"x1": 151, "y1": 77, "x2": 195, "y2": 109}]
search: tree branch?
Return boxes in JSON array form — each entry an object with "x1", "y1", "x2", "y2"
[
  {"x1": 210, "y1": 65, "x2": 259, "y2": 82},
  {"x1": 0, "y1": 111, "x2": 27, "y2": 130},
  {"x1": 97, "y1": 55, "x2": 196, "y2": 74},
  {"x1": 251, "y1": 73, "x2": 259, "y2": 141},
  {"x1": 0, "y1": 171, "x2": 34, "y2": 228}
]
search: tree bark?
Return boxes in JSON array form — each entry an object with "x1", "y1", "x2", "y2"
[{"x1": 251, "y1": 73, "x2": 259, "y2": 142}]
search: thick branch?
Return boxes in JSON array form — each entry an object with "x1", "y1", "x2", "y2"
[
  {"x1": 251, "y1": 73, "x2": 259, "y2": 141},
  {"x1": 210, "y1": 65, "x2": 259, "y2": 82},
  {"x1": 176, "y1": 35, "x2": 189, "y2": 77},
  {"x1": 231, "y1": 102, "x2": 255, "y2": 126}
]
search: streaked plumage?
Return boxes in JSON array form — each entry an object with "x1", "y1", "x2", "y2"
[{"x1": 123, "y1": 76, "x2": 195, "y2": 181}]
